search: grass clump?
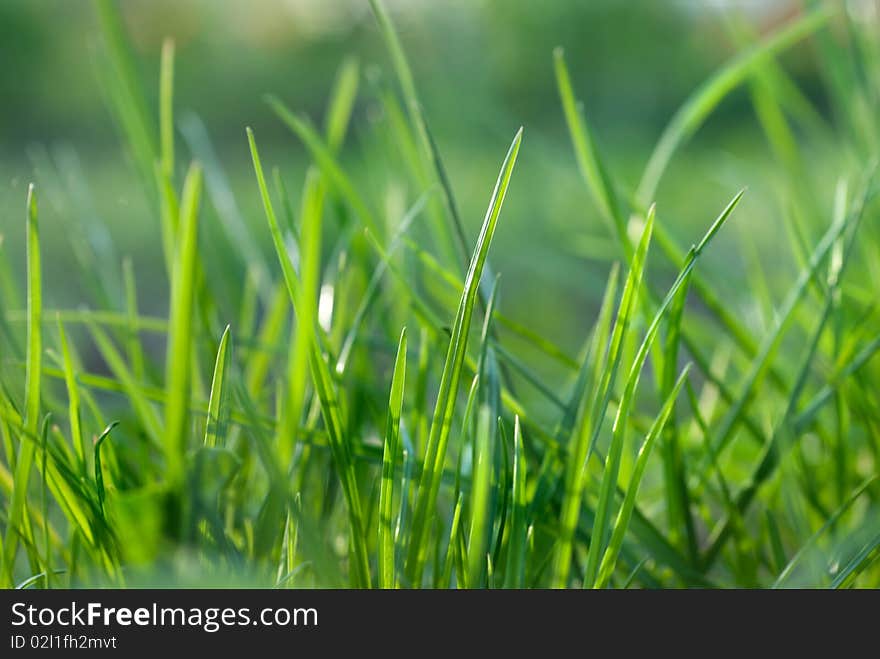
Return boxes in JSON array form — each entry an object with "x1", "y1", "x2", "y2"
[{"x1": 1, "y1": 0, "x2": 879, "y2": 588}]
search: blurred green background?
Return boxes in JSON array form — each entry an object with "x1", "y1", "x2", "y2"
[{"x1": 0, "y1": 0, "x2": 852, "y2": 358}]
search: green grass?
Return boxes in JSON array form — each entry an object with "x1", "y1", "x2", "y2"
[{"x1": 0, "y1": 0, "x2": 879, "y2": 588}]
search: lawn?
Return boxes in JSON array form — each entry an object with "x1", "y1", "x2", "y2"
[{"x1": 0, "y1": 0, "x2": 878, "y2": 588}]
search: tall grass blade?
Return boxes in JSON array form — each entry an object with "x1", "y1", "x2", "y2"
[
  {"x1": 379, "y1": 328, "x2": 407, "y2": 589},
  {"x1": 404, "y1": 127, "x2": 522, "y2": 585}
]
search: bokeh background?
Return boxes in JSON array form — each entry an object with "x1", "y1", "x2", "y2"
[{"x1": 0, "y1": 0, "x2": 860, "y2": 365}]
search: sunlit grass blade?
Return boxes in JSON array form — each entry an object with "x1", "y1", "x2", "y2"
[
  {"x1": 164, "y1": 162, "x2": 203, "y2": 493},
  {"x1": 324, "y1": 57, "x2": 360, "y2": 151},
  {"x1": 466, "y1": 405, "x2": 493, "y2": 588},
  {"x1": 159, "y1": 38, "x2": 175, "y2": 180},
  {"x1": 659, "y1": 269, "x2": 697, "y2": 559},
  {"x1": 278, "y1": 168, "x2": 323, "y2": 468},
  {"x1": 2, "y1": 185, "x2": 42, "y2": 586},
  {"x1": 595, "y1": 364, "x2": 691, "y2": 589},
  {"x1": 831, "y1": 530, "x2": 880, "y2": 589},
  {"x1": 379, "y1": 327, "x2": 407, "y2": 589},
  {"x1": 404, "y1": 127, "x2": 522, "y2": 585},
  {"x1": 94, "y1": 421, "x2": 119, "y2": 518},
  {"x1": 204, "y1": 325, "x2": 232, "y2": 448},
  {"x1": 503, "y1": 416, "x2": 527, "y2": 588}
]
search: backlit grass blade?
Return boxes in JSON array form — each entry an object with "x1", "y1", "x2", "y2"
[
  {"x1": 466, "y1": 405, "x2": 493, "y2": 588},
  {"x1": 94, "y1": 421, "x2": 120, "y2": 518},
  {"x1": 204, "y1": 325, "x2": 231, "y2": 448},
  {"x1": 278, "y1": 168, "x2": 323, "y2": 468},
  {"x1": 160, "y1": 38, "x2": 175, "y2": 181},
  {"x1": 404, "y1": 127, "x2": 522, "y2": 585},
  {"x1": 595, "y1": 365, "x2": 691, "y2": 588},
  {"x1": 503, "y1": 416, "x2": 527, "y2": 588},
  {"x1": 2, "y1": 185, "x2": 42, "y2": 586},
  {"x1": 164, "y1": 163, "x2": 203, "y2": 492},
  {"x1": 636, "y1": 5, "x2": 833, "y2": 203},
  {"x1": 831, "y1": 530, "x2": 880, "y2": 589},
  {"x1": 379, "y1": 327, "x2": 407, "y2": 589},
  {"x1": 659, "y1": 270, "x2": 697, "y2": 559},
  {"x1": 324, "y1": 57, "x2": 360, "y2": 151}
]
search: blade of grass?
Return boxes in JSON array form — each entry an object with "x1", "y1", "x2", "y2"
[
  {"x1": 553, "y1": 48, "x2": 626, "y2": 251},
  {"x1": 164, "y1": 163, "x2": 203, "y2": 493},
  {"x1": 551, "y1": 255, "x2": 629, "y2": 588},
  {"x1": 94, "y1": 421, "x2": 120, "y2": 518},
  {"x1": 404, "y1": 127, "x2": 522, "y2": 585},
  {"x1": 379, "y1": 327, "x2": 407, "y2": 589},
  {"x1": 595, "y1": 365, "x2": 691, "y2": 588},
  {"x1": 466, "y1": 405, "x2": 493, "y2": 588},
  {"x1": 503, "y1": 416, "x2": 527, "y2": 588},
  {"x1": 160, "y1": 38, "x2": 175, "y2": 181},
  {"x1": 2, "y1": 185, "x2": 42, "y2": 586},
  {"x1": 204, "y1": 325, "x2": 232, "y2": 448},
  {"x1": 585, "y1": 191, "x2": 741, "y2": 588}
]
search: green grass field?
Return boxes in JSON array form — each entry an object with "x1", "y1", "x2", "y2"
[{"x1": 1, "y1": 0, "x2": 879, "y2": 588}]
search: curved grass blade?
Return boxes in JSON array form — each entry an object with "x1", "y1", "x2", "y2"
[
  {"x1": 636, "y1": 5, "x2": 833, "y2": 203},
  {"x1": 94, "y1": 421, "x2": 120, "y2": 518},
  {"x1": 831, "y1": 530, "x2": 880, "y2": 589},
  {"x1": 404, "y1": 127, "x2": 522, "y2": 585}
]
